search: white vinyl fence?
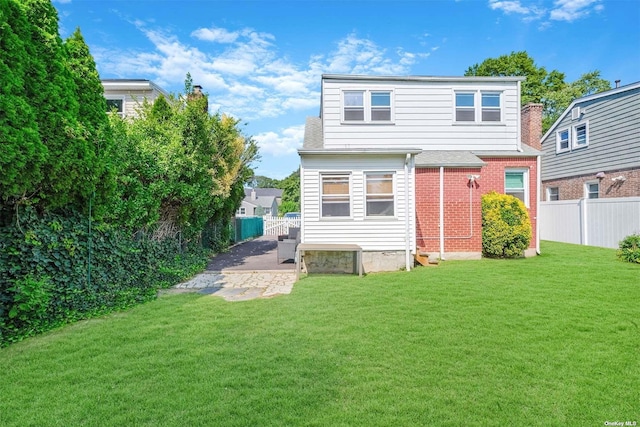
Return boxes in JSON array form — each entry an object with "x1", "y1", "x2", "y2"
[
  {"x1": 263, "y1": 216, "x2": 301, "y2": 236},
  {"x1": 539, "y1": 197, "x2": 640, "y2": 248}
]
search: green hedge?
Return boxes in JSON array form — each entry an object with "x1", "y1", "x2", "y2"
[
  {"x1": 0, "y1": 208, "x2": 210, "y2": 346},
  {"x1": 617, "y1": 233, "x2": 640, "y2": 264}
]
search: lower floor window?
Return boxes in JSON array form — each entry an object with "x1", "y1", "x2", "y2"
[
  {"x1": 321, "y1": 174, "x2": 350, "y2": 217},
  {"x1": 586, "y1": 182, "x2": 599, "y2": 199},
  {"x1": 366, "y1": 173, "x2": 394, "y2": 216},
  {"x1": 505, "y1": 170, "x2": 528, "y2": 206},
  {"x1": 547, "y1": 187, "x2": 559, "y2": 201}
]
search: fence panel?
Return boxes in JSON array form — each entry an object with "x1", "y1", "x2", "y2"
[
  {"x1": 234, "y1": 216, "x2": 264, "y2": 242},
  {"x1": 263, "y1": 216, "x2": 301, "y2": 236},
  {"x1": 540, "y1": 197, "x2": 640, "y2": 248}
]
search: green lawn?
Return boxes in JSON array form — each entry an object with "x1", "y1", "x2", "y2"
[{"x1": 1, "y1": 241, "x2": 638, "y2": 426}]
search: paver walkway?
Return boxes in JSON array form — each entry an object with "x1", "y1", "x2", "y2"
[{"x1": 168, "y1": 235, "x2": 297, "y2": 301}]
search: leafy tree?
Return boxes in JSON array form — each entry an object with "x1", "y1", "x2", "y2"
[
  {"x1": 251, "y1": 175, "x2": 280, "y2": 188},
  {"x1": 64, "y1": 28, "x2": 115, "y2": 218},
  {"x1": 20, "y1": 0, "x2": 95, "y2": 211},
  {"x1": 277, "y1": 168, "x2": 300, "y2": 213},
  {"x1": 465, "y1": 51, "x2": 610, "y2": 132},
  {"x1": 0, "y1": 0, "x2": 46, "y2": 207}
]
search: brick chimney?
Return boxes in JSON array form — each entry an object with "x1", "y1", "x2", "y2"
[
  {"x1": 521, "y1": 103, "x2": 543, "y2": 151},
  {"x1": 188, "y1": 84, "x2": 209, "y2": 113}
]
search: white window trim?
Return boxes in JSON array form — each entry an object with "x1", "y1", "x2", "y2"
[
  {"x1": 453, "y1": 90, "x2": 504, "y2": 124},
  {"x1": 105, "y1": 95, "x2": 125, "y2": 117},
  {"x1": 505, "y1": 168, "x2": 530, "y2": 208},
  {"x1": 546, "y1": 187, "x2": 559, "y2": 201},
  {"x1": 364, "y1": 171, "x2": 396, "y2": 219},
  {"x1": 320, "y1": 173, "x2": 352, "y2": 219},
  {"x1": 585, "y1": 180, "x2": 599, "y2": 199},
  {"x1": 341, "y1": 89, "x2": 394, "y2": 124},
  {"x1": 572, "y1": 121, "x2": 589, "y2": 150},
  {"x1": 555, "y1": 128, "x2": 570, "y2": 153}
]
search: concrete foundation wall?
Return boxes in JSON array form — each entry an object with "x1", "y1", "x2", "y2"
[{"x1": 303, "y1": 250, "x2": 406, "y2": 274}]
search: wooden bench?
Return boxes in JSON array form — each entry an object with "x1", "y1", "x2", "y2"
[{"x1": 295, "y1": 243, "x2": 363, "y2": 279}]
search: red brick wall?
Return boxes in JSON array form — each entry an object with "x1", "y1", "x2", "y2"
[
  {"x1": 415, "y1": 157, "x2": 538, "y2": 254},
  {"x1": 543, "y1": 167, "x2": 640, "y2": 200}
]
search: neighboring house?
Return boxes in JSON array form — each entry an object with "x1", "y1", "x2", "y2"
[
  {"x1": 237, "y1": 188, "x2": 282, "y2": 217},
  {"x1": 539, "y1": 81, "x2": 640, "y2": 201},
  {"x1": 102, "y1": 79, "x2": 169, "y2": 118},
  {"x1": 299, "y1": 74, "x2": 542, "y2": 273}
]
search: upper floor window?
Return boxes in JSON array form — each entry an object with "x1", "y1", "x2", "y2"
[
  {"x1": 556, "y1": 129, "x2": 570, "y2": 153},
  {"x1": 455, "y1": 91, "x2": 502, "y2": 123},
  {"x1": 455, "y1": 93, "x2": 475, "y2": 122},
  {"x1": 505, "y1": 169, "x2": 529, "y2": 207},
  {"x1": 106, "y1": 97, "x2": 124, "y2": 117},
  {"x1": 572, "y1": 122, "x2": 588, "y2": 149},
  {"x1": 321, "y1": 174, "x2": 351, "y2": 217},
  {"x1": 365, "y1": 173, "x2": 394, "y2": 217},
  {"x1": 481, "y1": 92, "x2": 501, "y2": 122},
  {"x1": 342, "y1": 90, "x2": 393, "y2": 123},
  {"x1": 344, "y1": 91, "x2": 364, "y2": 121}
]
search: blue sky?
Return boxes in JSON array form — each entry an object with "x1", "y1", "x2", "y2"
[{"x1": 53, "y1": 0, "x2": 640, "y2": 179}]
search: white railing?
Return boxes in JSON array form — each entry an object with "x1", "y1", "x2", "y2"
[
  {"x1": 540, "y1": 197, "x2": 640, "y2": 248},
  {"x1": 263, "y1": 216, "x2": 301, "y2": 236}
]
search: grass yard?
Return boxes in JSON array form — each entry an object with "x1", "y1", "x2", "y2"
[{"x1": 1, "y1": 241, "x2": 638, "y2": 426}]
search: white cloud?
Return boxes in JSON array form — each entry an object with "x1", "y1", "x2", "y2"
[
  {"x1": 488, "y1": 0, "x2": 603, "y2": 24},
  {"x1": 549, "y1": 0, "x2": 602, "y2": 22},
  {"x1": 253, "y1": 125, "x2": 305, "y2": 156},
  {"x1": 191, "y1": 27, "x2": 239, "y2": 43}
]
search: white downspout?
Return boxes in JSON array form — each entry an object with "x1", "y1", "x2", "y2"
[
  {"x1": 404, "y1": 153, "x2": 411, "y2": 271},
  {"x1": 536, "y1": 155, "x2": 541, "y2": 254},
  {"x1": 439, "y1": 166, "x2": 445, "y2": 260}
]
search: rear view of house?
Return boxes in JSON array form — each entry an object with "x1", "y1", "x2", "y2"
[
  {"x1": 102, "y1": 79, "x2": 169, "y2": 118},
  {"x1": 299, "y1": 74, "x2": 542, "y2": 273}
]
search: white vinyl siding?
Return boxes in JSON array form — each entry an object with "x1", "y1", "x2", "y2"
[
  {"x1": 300, "y1": 155, "x2": 414, "y2": 252},
  {"x1": 323, "y1": 79, "x2": 520, "y2": 151}
]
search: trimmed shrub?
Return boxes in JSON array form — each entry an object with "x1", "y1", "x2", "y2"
[
  {"x1": 482, "y1": 191, "x2": 532, "y2": 258},
  {"x1": 617, "y1": 233, "x2": 640, "y2": 264}
]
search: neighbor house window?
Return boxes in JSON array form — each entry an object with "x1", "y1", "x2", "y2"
[
  {"x1": 238, "y1": 207, "x2": 246, "y2": 215},
  {"x1": 343, "y1": 91, "x2": 364, "y2": 121},
  {"x1": 481, "y1": 92, "x2": 501, "y2": 121},
  {"x1": 585, "y1": 181, "x2": 599, "y2": 199},
  {"x1": 342, "y1": 90, "x2": 393, "y2": 123},
  {"x1": 455, "y1": 92, "x2": 475, "y2": 122},
  {"x1": 365, "y1": 173, "x2": 394, "y2": 217},
  {"x1": 572, "y1": 122, "x2": 589, "y2": 149},
  {"x1": 556, "y1": 129, "x2": 570, "y2": 153},
  {"x1": 321, "y1": 174, "x2": 351, "y2": 217},
  {"x1": 505, "y1": 169, "x2": 529, "y2": 206},
  {"x1": 547, "y1": 187, "x2": 559, "y2": 201},
  {"x1": 106, "y1": 97, "x2": 124, "y2": 117}
]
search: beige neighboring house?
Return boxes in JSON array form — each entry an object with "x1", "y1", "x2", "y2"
[
  {"x1": 237, "y1": 188, "x2": 282, "y2": 217},
  {"x1": 102, "y1": 79, "x2": 169, "y2": 118}
]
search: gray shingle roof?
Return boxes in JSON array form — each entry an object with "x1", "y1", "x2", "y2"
[
  {"x1": 414, "y1": 151, "x2": 486, "y2": 167},
  {"x1": 303, "y1": 117, "x2": 323, "y2": 149}
]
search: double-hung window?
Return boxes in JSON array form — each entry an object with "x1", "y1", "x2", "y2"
[
  {"x1": 343, "y1": 90, "x2": 393, "y2": 123},
  {"x1": 547, "y1": 187, "x2": 559, "y2": 201},
  {"x1": 365, "y1": 173, "x2": 394, "y2": 217},
  {"x1": 556, "y1": 129, "x2": 570, "y2": 153},
  {"x1": 585, "y1": 181, "x2": 599, "y2": 199},
  {"x1": 455, "y1": 92, "x2": 475, "y2": 122},
  {"x1": 572, "y1": 122, "x2": 588, "y2": 149},
  {"x1": 321, "y1": 174, "x2": 351, "y2": 217},
  {"x1": 481, "y1": 92, "x2": 501, "y2": 121},
  {"x1": 505, "y1": 169, "x2": 529, "y2": 206}
]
